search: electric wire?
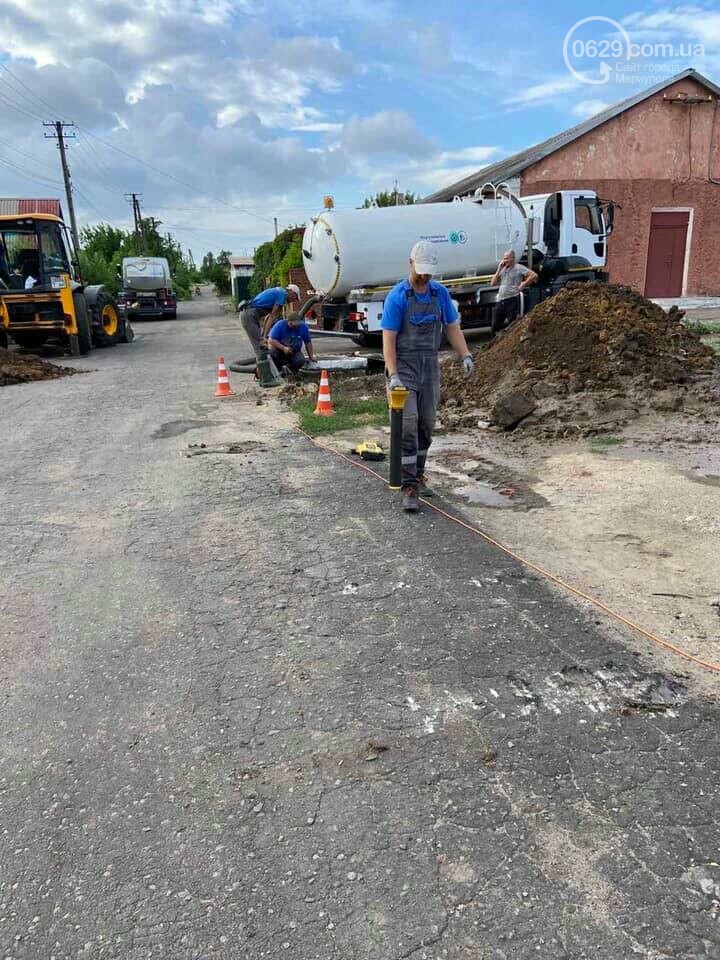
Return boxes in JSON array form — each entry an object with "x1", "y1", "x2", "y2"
[
  {"x1": 0, "y1": 62, "x2": 64, "y2": 119},
  {"x1": 75, "y1": 125, "x2": 276, "y2": 225}
]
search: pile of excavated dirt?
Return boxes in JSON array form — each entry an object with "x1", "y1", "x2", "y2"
[
  {"x1": 0, "y1": 347, "x2": 82, "y2": 387},
  {"x1": 441, "y1": 283, "x2": 719, "y2": 437}
]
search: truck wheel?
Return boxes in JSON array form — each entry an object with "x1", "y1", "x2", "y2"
[
  {"x1": 120, "y1": 317, "x2": 135, "y2": 343},
  {"x1": 73, "y1": 292, "x2": 93, "y2": 355},
  {"x1": 91, "y1": 291, "x2": 121, "y2": 347},
  {"x1": 0, "y1": 327, "x2": 9, "y2": 349}
]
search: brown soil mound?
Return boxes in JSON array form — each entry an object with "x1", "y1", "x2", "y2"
[
  {"x1": 441, "y1": 283, "x2": 719, "y2": 436},
  {"x1": 0, "y1": 347, "x2": 82, "y2": 387}
]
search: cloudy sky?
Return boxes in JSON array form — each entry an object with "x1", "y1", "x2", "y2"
[{"x1": 0, "y1": 0, "x2": 718, "y2": 257}]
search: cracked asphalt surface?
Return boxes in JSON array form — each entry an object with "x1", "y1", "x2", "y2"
[{"x1": 1, "y1": 294, "x2": 719, "y2": 960}]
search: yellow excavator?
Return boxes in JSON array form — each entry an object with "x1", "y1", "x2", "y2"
[{"x1": 0, "y1": 211, "x2": 132, "y2": 355}]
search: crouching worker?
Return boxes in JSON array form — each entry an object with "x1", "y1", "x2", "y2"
[
  {"x1": 268, "y1": 312, "x2": 317, "y2": 376},
  {"x1": 240, "y1": 283, "x2": 301, "y2": 360},
  {"x1": 382, "y1": 241, "x2": 475, "y2": 513}
]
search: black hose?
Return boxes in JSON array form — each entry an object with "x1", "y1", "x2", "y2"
[{"x1": 299, "y1": 294, "x2": 321, "y2": 323}]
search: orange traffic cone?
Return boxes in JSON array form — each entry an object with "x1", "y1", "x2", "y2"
[
  {"x1": 314, "y1": 369, "x2": 335, "y2": 416},
  {"x1": 214, "y1": 357, "x2": 234, "y2": 397}
]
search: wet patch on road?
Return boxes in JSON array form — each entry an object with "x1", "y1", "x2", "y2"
[
  {"x1": 152, "y1": 419, "x2": 228, "y2": 438},
  {"x1": 185, "y1": 440, "x2": 267, "y2": 456}
]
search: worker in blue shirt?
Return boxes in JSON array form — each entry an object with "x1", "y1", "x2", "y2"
[
  {"x1": 239, "y1": 283, "x2": 301, "y2": 360},
  {"x1": 382, "y1": 241, "x2": 474, "y2": 513},
  {"x1": 267, "y1": 313, "x2": 317, "y2": 376}
]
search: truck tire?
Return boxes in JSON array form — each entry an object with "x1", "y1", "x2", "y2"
[
  {"x1": 120, "y1": 317, "x2": 135, "y2": 343},
  {"x1": 0, "y1": 327, "x2": 8, "y2": 349},
  {"x1": 90, "y1": 290, "x2": 121, "y2": 347},
  {"x1": 73, "y1": 292, "x2": 93, "y2": 355}
]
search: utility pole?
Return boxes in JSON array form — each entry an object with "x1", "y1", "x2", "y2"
[
  {"x1": 273, "y1": 217, "x2": 278, "y2": 239},
  {"x1": 125, "y1": 193, "x2": 144, "y2": 249},
  {"x1": 44, "y1": 120, "x2": 81, "y2": 257}
]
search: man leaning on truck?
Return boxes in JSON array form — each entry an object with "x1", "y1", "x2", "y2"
[
  {"x1": 490, "y1": 250, "x2": 537, "y2": 336},
  {"x1": 239, "y1": 284, "x2": 301, "y2": 360}
]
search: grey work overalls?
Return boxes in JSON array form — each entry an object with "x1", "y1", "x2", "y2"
[
  {"x1": 395, "y1": 285, "x2": 444, "y2": 489},
  {"x1": 240, "y1": 306, "x2": 266, "y2": 361}
]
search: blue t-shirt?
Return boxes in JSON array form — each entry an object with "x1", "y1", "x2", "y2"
[
  {"x1": 249, "y1": 287, "x2": 287, "y2": 310},
  {"x1": 269, "y1": 319, "x2": 311, "y2": 354},
  {"x1": 380, "y1": 280, "x2": 458, "y2": 332}
]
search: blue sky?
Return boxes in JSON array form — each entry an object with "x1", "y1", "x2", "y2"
[{"x1": 0, "y1": 0, "x2": 718, "y2": 255}]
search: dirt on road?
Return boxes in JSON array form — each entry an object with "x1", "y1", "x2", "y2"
[
  {"x1": 0, "y1": 346, "x2": 82, "y2": 387},
  {"x1": 441, "y1": 283, "x2": 720, "y2": 436}
]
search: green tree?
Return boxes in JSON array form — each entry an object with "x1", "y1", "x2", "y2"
[
  {"x1": 361, "y1": 189, "x2": 418, "y2": 208},
  {"x1": 78, "y1": 219, "x2": 196, "y2": 300},
  {"x1": 249, "y1": 226, "x2": 303, "y2": 297}
]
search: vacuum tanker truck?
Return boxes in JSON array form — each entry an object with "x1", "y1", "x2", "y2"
[
  {"x1": 117, "y1": 257, "x2": 177, "y2": 321},
  {"x1": 300, "y1": 187, "x2": 615, "y2": 344}
]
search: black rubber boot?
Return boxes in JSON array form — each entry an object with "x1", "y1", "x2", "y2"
[{"x1": 402, "y1": 486, "x2": 419, "y2": 513}]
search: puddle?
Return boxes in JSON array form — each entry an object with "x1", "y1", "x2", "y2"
[
  {"x1": 153, "y1": 419, "x2": 227, "y2": 439},
  {"x1": 454, "y1": 483, "x2": 513, "y2": 508}
]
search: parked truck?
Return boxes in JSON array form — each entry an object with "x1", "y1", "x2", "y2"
[
  {"x1": 117, "y1": 257, "x2": 177, "y2": 320},
  {"x1": 300, "y1": 187, "x2": 615, "y2": 344}
]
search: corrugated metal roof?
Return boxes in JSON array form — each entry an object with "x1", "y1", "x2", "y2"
[
  {"x1": 423, "y1": 69, "x2": 720, "y2": 202},
  {"x1": 0, "y1": 198, "x2": 63, "y2": 217},
  {"x1": 229, "y1": 256, "x2": 254, "y2": 266}
]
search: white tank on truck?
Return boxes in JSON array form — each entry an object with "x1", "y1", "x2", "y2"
[
  {"x1": 300, "y1": 188, "x2": 614, "y2": 344},
  {"x1": 302, "y1": 196, "x2": 528, "y2": 298},
  {"x1": 122, "y1": 257, "x2": 171, "y2": 292}
]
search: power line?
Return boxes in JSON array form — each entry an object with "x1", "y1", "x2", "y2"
[
  {"x1": 0, "y1": 88, "x2": 48, "y2": 124},
  {"x1": 76, "y1": 125, "x2": 276, "y2": 225},
  {"x1": 0, "y1": 62, "x2": 63, "y2": 118}
]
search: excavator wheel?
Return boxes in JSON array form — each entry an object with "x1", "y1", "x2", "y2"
[
  {"x1": 72, "y1": 291, "x2": 93, "y2": 355},
  {"x1": 91, "y1": 291, "x2": 121, "y2": 347}
]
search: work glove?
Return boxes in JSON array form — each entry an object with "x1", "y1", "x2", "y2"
[
  {"x1": 462, "y1": 354, "x2": 475, "y2": 377},
  {"x1": 388, "y1": 373, "x2": 404, "y2": 391}
]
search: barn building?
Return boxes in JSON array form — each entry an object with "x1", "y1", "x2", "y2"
[{"x1": 426, "y1": 69, "x2": 720, "y2": 299}]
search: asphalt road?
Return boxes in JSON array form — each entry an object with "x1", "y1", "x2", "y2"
[{"x1": 1, "y1": 294, "x2": 719, "y2": 960}]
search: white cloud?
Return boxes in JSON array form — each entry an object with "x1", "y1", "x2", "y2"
[
  {"x1": 505, "y1": 75, "x2": 581, "y2": 107},
  {"x1": 571, "y1": 99, "x2": 612, "y2": 118},
  {"x1": 341, "y1": 110, "x2": 436, "y2": 157}
]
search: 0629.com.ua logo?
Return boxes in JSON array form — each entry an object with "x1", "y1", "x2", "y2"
[{"x1": 563, "y1": 16, "x2": 704, "y2": 86}]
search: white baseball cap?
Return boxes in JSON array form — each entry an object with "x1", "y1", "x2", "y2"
[
  {"x1": 287, "y1": 283, "x2": 301, "y2": 298},
  {"x1": 410, "y1": 240, "x2": 438, "y2": 276}
]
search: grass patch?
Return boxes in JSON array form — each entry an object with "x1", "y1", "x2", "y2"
[
  {"x1": 685, "y1": 319, "x2": 720, "y2": 336},
  {"x1": 292, "y1": 397, "x2": 388, "y2": 436},
  {"x1": 702, "y1": 335, "x2": 720, "y2": 354},
  {"x1": 589, "y1": 434, "x2": 625, "y2": 451}
]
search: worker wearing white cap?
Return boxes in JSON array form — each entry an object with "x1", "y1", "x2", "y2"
[
  {"x1": 382, "y1": 240, "x2": 474, "y2": 513},
  {"x1": 239, "y1": 283, "x2": 301, "y2": 360}
]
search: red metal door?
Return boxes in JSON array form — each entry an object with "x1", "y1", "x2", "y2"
[{"x1": 644, "y1": 212, "x2": 689, "y2": 298}]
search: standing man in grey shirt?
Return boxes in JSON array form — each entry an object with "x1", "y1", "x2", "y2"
[{"x1": 490, "y1": 250, "x2": 537, "y2": 335}]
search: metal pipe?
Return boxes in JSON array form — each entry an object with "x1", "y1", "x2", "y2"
[{"x1": 388, "y1": 386, "x2": 409, "y2": 490}]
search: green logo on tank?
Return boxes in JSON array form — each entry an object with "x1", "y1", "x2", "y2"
[{"x1": 449, "y1": 231, "x2": 459, "y2": 244}]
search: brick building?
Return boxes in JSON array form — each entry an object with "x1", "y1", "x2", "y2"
[{"x1": 425, "y1": 69, "x2": 720, "y2": 298}]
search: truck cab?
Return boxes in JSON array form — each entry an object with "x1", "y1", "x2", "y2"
[{"x1": 520, "y1": 191, "x2": 611, "y2": 269}]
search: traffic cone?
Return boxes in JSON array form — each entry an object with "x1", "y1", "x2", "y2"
[
  {"x1": 314, "y1": 369, "x2": 335, "y2": 416},
  {"x1": 214, "y1": 357, "x2": 234, "y2": 397}
]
